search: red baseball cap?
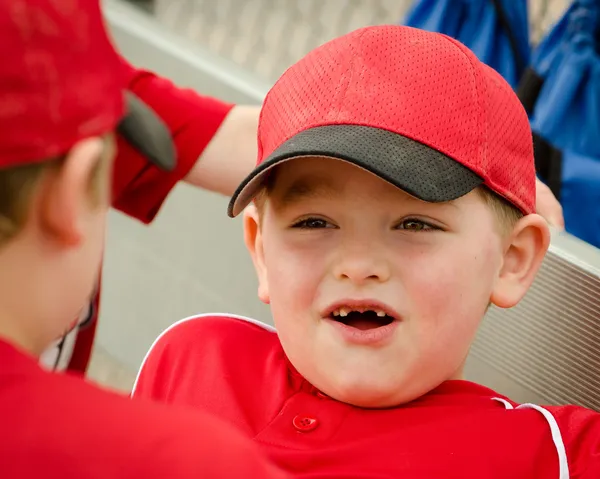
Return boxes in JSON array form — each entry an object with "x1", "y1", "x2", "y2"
[
  {"x1": 228, "y1": 25, "x2": 535, "y2": 217},
  {"x1": 0, "y1": 0, "x2": 174, "y2": 170}
]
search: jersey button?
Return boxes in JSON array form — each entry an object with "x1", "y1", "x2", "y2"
[{"x1": 293, "y1": 415, "x2": 319, "y2": 432}]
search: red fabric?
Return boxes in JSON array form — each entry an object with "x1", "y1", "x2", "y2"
[
  {"x1": 66, "y1": 63, "x2": 234, "y2": 373},
  {"x1": 111, "y1": 60, "x2": 234, "y2": 223},
  {"x1": 258, "y1": 26, "x2": 535, "y2": 214},
  {"x1": 0, "y1": 0, "x2": 124, "y2": 167},
  {"x1": 0, "y1": 340, "x2": 288, "y2": 478},
  {"x1": 66, "y1": 275, "x2": 101, "y2": 375},
  {"x1": 134, "y1": 315, "x2": 600, "y2": 478}
]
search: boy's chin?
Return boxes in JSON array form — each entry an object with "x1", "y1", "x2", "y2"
[
  {"x1": 314, "y1": 373, "x2": 426, "y2": 409},
  {"x1": 329, "y1": 387, "x2": 411, "y2": 409}
]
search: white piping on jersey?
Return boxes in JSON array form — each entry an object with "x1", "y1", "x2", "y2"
[
  {"x1": 131, "y1": 313, "x2": 275, "y2": 396},
  {"x1": 492, "y1": 397, "x2": 569, "y2": 479}
]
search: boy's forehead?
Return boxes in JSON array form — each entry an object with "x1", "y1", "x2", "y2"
[
  {"x1": 277, "y1": 174, "x2": 340, "y2": 206},
  {"x1": 271, "y1": 158, "x2": 458, "y2": 209}
]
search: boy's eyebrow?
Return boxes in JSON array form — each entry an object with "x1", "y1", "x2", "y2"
[
  {"x1": 279, "y1": 176, "x2": 341, "y2": 206},
  {"x1": 400, "y1": 191, "x2": 459, "y2": 209},
  {"x1": 277, "y1": 173, "x2": 460, "y2": 209}
]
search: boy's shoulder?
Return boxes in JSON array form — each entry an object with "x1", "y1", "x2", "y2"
[
  {"x1": 0, "y1": 339, "x2": 282, "y2": 478},
  {"x1": 536, "y1": 402, "x2": 600, "y2": 474},
  {"x1": 134, "y1": 313, "x2": 280, "y2": 379},
  {"x1": 133, "y1": 312, "x2": 286, "y2": 388},
  {"x1": 133, "y1": 313, "x2": 294, "y2": 433},
  {"x1": 500, "y1": 400, "x2": 600, "y2": 478},
  {"x1": 146, "y1": 312, "x2": 278, "y2": 349}
]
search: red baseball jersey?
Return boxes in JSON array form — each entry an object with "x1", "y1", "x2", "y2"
[
  {"x1": 0, "y1": 339, "x2": 287, "y2": 478},
  {"x1": 133, "y1": 314, "x2": 600, "y2": 478},
  {"x1": 39, "y1": 61, "x2": 234, "y2": 374}
]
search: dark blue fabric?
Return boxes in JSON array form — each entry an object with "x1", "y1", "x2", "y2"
[
  {"x1": 528, "y1": 0, "x2": 600, "y2": 247},
  {"x1": 561, "y1": 150, "x2": 600, "y2": 247},
  {"x1": 530, "y1": 0, "x2": 600, "y2": 156},
  {"x1": 402, "y1": 0, "x2": 530, "y2": 87}
]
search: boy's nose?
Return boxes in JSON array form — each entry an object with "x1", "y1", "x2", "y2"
[{"x1": 332, "y1": 242, "x2": 391, "y2": 285}]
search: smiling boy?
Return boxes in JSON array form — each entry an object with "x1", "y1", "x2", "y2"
[{"x1": 133, "y1": 26, "x2": 600, "y2": 477}]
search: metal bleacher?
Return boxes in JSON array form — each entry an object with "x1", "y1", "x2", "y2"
[{"x1": 102, "y1": 0, "x2": 600, "y2": 411}]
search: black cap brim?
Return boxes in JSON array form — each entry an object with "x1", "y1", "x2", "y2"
[
  {"x1": 227, "y1": 125, "x2": 482, "y2": 217},
  {"x1": 116, "y1": 91, "x2": 176, "y2": 171}
]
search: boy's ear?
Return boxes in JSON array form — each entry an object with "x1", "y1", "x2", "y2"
[
  {"x1": 243, "y1": 204, "x2": 270, "y2": 304},
  {"x1": 39, "y1": 137, "x2": 106, "y2": 247},
  {"x1": 490, "y1": 213, "x2": 551, "y2": 308}
]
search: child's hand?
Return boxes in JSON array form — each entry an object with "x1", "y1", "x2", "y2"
[{"x1": 536, "y1": 178, "x2": 564, "y2": 230}]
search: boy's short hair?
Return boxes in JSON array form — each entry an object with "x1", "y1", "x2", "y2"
[
  {"x1": 476, "y1": 187, "x2": 524, "y2": 236},
  {"x1": 228, "y1": 26, "x2": 536, "y2": 228},
  {"x1": 0, "y1": 136, "x2": 114, "y2": 245},
  {"x1": 0, "y1": 157, "x2": 63, "y2": 243}
]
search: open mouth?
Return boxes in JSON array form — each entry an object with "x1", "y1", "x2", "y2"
[{"x1": 328, "y1": 308, "x2": 396, "y2": 331}]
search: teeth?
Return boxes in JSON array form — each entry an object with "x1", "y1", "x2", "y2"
[{"x1": 331, "y1": 308, "x2": 390, "y2": 318}]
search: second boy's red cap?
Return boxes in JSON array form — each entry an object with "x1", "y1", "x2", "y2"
[
  {"x1": 228, "y1": 25, "x2": 535, "y2": 217},
  {"x1": 0, "y1": 0, "x2": 174, "y2": 171}
]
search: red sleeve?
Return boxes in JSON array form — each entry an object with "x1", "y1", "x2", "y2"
[
  {"x1": 548, "y1": 405, "x2": 600, "y2": 477},
  {"x1": 112, "y1": 59, "x2": 234, "y2": 223}
]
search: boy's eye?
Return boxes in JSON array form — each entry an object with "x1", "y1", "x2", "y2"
[
  {"x1": 292, "y1": 217, "x2": 334, "y2": 229},
  {"x1": 395, "y1": 219, "x2": 437, "y2": 231}
]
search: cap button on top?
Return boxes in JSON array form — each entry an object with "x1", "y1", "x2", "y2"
[{"x1": 293, "y1": 415, "x2": 319, "y2": 432}]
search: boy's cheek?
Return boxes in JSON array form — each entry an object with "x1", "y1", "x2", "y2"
[
  {"x1": 269, "y1": 273, "x2": 316, "y2": 319},
  {"x1": 265, "y1": 242, "x2": 326, "y2": 288},
  {"x1": 406, "y1": 254, "x2": 494, "y2": 328}
]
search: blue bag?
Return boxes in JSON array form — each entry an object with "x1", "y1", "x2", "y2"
[
  {"x1": 517, "y1": 0, "x2": 600, "y2": 247},
  {"x1": 402, "y1": 0, "x2": 531, "y2": 87}
]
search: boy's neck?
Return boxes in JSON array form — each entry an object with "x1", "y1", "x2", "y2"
[
  {"x1": 0, "y1": 314, "x2": 44, "y2": 358},
  {"x1": 0, "y1": 238, "x2": 48, "y2": 359}
]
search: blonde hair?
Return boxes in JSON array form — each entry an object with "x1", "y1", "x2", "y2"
[
  {"x1": 475, "y1": 186, "x2": 523, "y2": 237},
  {"x1": 0, "y1": 136, "x2": 112, "y2": 244}
]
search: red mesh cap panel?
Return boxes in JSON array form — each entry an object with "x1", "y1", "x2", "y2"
[
  {"x1": 259, "y1": 27, "x2": 484, "y2": 166},
  {"x1": 479, "y1": 62, "x2": 535, "y2": 213},
  {"x1": 0, "y1": 0, "x2": 125, "y2": 168},
  {"x1": 230, "y1": 25, "x2": 535, "y2": 216}
]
